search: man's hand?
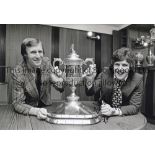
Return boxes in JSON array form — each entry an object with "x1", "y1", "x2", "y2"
[
  {"x1": 50, "y1": 72, "x2": 63, "y2": 83},
  {"x1": 101, "y1": 102, "x2": 122, "y2": 116},
  {"x1": 101, "y1": 103, "x2": 115, "y2": 116},
  {"x1": 29, "y1": 107, "x2": 49, "y2": 120},
  {"x1": 51, "y1": 66, "x2": 66, "y2": 83},
  {"x1": 37, "y1": 108, "x2": 49, "y2": 119},
  {"x1": 83, "y1": 64, "x2": 96, "y2": 80},
  {"x1": 84, "y1": 64, "x2": 96, "y2": 89},
  {"x1": 54, "y1": 66, "x2": 63, "y2": 77}
]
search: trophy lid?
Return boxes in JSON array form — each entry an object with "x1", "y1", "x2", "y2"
[
  {"x1": 64, "y1": 44, "x2": 83, "y2": 65},
  {"x1": 68, "y1": 44, "x2": 79, "y2": 59}
]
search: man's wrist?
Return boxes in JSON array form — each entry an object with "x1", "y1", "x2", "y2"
[
  {"x1": 29, "y1": 107, "x2": 39, "y2": 116},
  {"x1": 112, "y1": 108, "x2": 122, "y2": 116}
]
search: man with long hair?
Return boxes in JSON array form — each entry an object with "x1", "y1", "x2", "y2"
[{"x1": 85, "y1": 47, "x2": 143, "y2": 116}]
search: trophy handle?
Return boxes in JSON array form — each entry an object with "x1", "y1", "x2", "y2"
[
  {"x1": 82, "y1": 58, "x2": 95, "y2": 78},
  {"x1": 84, "y1": 58, "x2": 94, "y2": 65},
  {"x1": 53, "y1": 58, "x2": 63, "y2": 67}
]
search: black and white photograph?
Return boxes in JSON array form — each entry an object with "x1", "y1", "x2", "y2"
[
  {"x1": 0, "y1": 24, "x2": 155, "y2": 130},
  {"x1": 1, "y1": 1, "x2": 155, "y2": 155}
]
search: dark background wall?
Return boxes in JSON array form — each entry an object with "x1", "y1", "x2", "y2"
[
  {"x1": 0, "y1": 24, "x2": 113, "y2": 103},
  {"x1": 0, "y1": 25, "x2": 6, "y2": 83}
]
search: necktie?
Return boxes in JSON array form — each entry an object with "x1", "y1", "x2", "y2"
[
  {"x1": 35, "y1": 68, "x2": 44, "y2": 107},
  {"x1": 36, "y1": 68, "x2": 41, "y2": 96},
  {"x1": 112, "y1": 79, "x2": 125, "y2": 108}
]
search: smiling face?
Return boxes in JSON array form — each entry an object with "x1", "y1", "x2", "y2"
[
  {"x1": 113, "y1": 60, "x2": 130, "y2": 80},
  {"x1": 26, "y1": 43, "x2": 43, "y2": 68}
]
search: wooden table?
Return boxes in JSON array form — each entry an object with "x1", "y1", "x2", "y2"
[{"x1": 0, "y1": 104, "x2": 147, "y2": 130}]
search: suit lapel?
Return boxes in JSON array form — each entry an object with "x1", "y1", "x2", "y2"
[
  {"x1": 101, "y1": 71, "x2": 113, "y2": 96},
  {"x1": 24, "y1": 64, "x2": 39, "y2": 99},
  {"x1": 121, "y1": 75, "x2": 137, "y2": 97}
]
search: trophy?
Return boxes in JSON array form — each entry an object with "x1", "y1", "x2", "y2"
[
  {"x1": 135, "y1": 52, "x2": 144, "y2": 67},
  {"x1": 50, "y1": 44, "x2": 100, "y2": 125}
]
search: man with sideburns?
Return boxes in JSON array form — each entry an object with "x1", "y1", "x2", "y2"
[{"x1": 12, "y1": 38, "x2": 64, "y2": 120}]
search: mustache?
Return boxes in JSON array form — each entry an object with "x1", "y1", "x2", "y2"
[{"x1": 114, "y1": 68, "x2": 129, "y2": 74}]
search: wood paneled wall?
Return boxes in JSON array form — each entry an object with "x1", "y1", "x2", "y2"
[
  {"x1": 95, "y1": 33, "x2": 101, "y2": 75},
  {"x1": 51, "y1": 27, "x2": 59, "y2": 62},
  {"x1": 0, "y1": 25, "x2": 6, "y2": 83},
  {"x1": 6, "y1": 24, "x2": 52, "y2": 69},
  {"x1": 2, "y1": 24, "x2": 113, "y2": 103},
  {"x1": 101, "y1": 34, "x2": 112, "y2": 70},
  {"x1": 112, "y1": 30, "x2": 120, "y2": 51},
  {"x1": 51, "y1": 26, "x2": 62, "y2": 100},
  {"x1": 6, "y1": 24, "x2": 52, "y2": 103}
]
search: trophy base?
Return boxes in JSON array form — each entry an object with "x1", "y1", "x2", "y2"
[
  {"x1": 65, "y1": 93, "x2": 81, "y2": 115},
  {"x1": 46, "y1": 101, "x2": 101, "y2": 125},
  {"x1": 65, "y1": 100, "x2": 81, "y2": 115}
]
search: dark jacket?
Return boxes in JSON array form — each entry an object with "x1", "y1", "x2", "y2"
[
  {"x1": 86, "y1": 68, "x2": 144, "y2": 115},
  {"x1": 12, "y1": 57, "x2": 63, "y2": 115}
]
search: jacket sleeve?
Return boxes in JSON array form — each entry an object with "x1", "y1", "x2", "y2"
[
  {"x1": 120, "y1": 77, "x2": 144, "y2": 115},
  {"x1": 12, "y1": 69, "x2": 33, "y2": 115},
  {"x1": 85, "y1": 72, "x2": 103, "y2": 96}
]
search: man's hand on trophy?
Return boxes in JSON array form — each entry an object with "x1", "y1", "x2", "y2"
[
  {"x1": 83, "y1": 64, "x2": 96, "y2": 89},
  {"x1": 50, "y1": 72, "x2": 63, "y2": 83},
  {"x1": 50, "y1": 66, "x2": 64, "y2": 84},
  {"x1": 54, "y1": 66, "x2": 63, "y2": 77},
  {"x1": 83, "y1": 64, "x2": 96, "y2": 80},
  {"x1": 53, "y1": 66, "x2": 66, "y2": 80}
]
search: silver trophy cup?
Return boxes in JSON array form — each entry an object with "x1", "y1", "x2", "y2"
[{"x1": 53, "y1": 44, "x2": 94, "y2": 115}]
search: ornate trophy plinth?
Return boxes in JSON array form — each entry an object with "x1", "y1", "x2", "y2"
[
  {"x1": 49, "y1": 44, "x2": 100, "y2": 125},
  {"x1": 46, "y1": 101, "x2": 100, "y2": 125}
]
